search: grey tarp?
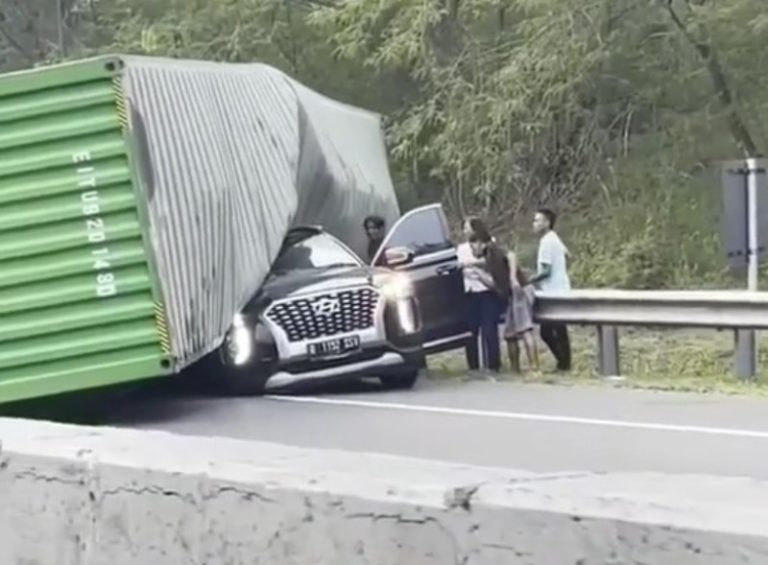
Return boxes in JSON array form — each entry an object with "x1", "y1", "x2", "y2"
[{"x1": 119, "y1": 56, "x2": 400, "y2": 369}]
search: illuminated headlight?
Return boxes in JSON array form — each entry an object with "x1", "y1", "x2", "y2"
[
  {"x1": 379, "y1": 274, "x2": 413, "y2": 300},
  {"x1": 227, "y1": 313, "x2": 252, "y2": 365}
]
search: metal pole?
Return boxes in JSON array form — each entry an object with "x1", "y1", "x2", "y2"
[
  {"x1": 597, "y1": 325, "x2": 620, "y2": 378},
  {"x1": 735, "y1": 329, "x2": 756, "y2": 380},
  {"x1": 736, "y1": 157, "x2": 760, "y2": 381},
  {"x1": 748, "y1": 157, "x2": 760, "y2": 293}
]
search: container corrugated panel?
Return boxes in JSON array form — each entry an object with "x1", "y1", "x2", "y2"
[
  {"x1": 291, "y1": 81, "x2": 402, "y2": 249},
  {"x1": 118, "y1": 56, "x2": 400, "y2": 368},
  {"x1": 0, "y1": 57, "x2": 173, "y2": 403}
]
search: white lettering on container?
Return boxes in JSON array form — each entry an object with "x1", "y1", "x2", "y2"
[
  {"x1": 72, "y1": 151, "x2": 91, "y2": 164},
  {"x1": 72, "y1": 150, "x2": 118, "y2": 298}
]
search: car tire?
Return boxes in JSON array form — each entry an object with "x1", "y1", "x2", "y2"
[
  {"x1": 380, "y1": 367, "x2": 420, "y2": 390},
  {"x1": 204, "y1": 322, "x2": 278, "y2": 396},
  {"x1": 191, "y1": 342, "x2": 272, "y2": 397},
  {"x1": 216, "y1": 362, "x2": 272, "y2": 396}
]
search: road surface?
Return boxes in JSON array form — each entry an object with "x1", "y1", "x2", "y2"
[{"x1": 13, "y1": 376, "x2": 768, "y2": 480}]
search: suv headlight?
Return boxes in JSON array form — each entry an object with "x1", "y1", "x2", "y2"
[
  {"x1": 375, "y1": 274, "x2": 419, "y2": 334},
  {"x1": 378, "y1": 273, "x2": 413, "y2": 300},
  {"x1": 226, "y1": 313, "x2": 252, "y2": 365}
]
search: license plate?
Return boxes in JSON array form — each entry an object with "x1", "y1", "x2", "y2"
[{"x1": 307, "y1": 335, "x2": 361, "y2": 359}]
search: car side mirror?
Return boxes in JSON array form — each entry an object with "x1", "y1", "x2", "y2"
[{"x1": 383, "y1": 246, "x2": 413, "y2": 267}]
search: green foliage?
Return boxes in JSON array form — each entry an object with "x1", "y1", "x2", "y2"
[
  {"x1": 2, "y1": 0, "x2": 766, "y2": 289},
  {"x1": 567, "y1": 149, "x2": 728, "y2": 289}
]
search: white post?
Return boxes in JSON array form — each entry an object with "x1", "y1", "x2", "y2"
[
  {"x1": 738, "y1": 157, "x2": 760, "y2": 381},
  {"x1": 747, "y1": 157, "x2": 760, "y2": 293}
]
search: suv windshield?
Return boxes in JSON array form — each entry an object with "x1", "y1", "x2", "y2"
[{"x1": 272, "y1": 232, "x2": 362, "y2": 272}]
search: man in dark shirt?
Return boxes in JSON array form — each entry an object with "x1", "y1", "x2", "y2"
[{"x1": 363, "y1": 215, "x2": 386, "y2": 263}]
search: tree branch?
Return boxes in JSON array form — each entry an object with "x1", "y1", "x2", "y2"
[
  {"x1": 0, "y1": 9, "x2": 35, "y2": 61},
  {"x1": 663, "y1": 0, "x2": 758, "y2": 156}
]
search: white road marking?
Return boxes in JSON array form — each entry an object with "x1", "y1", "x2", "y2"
[{"x1": 265, "y1": 395, "x2": 768, "y2": 439}]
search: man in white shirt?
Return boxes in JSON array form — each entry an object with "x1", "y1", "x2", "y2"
[{"x1": 529, "y1": 208, "x2": 571, "y2": 371}]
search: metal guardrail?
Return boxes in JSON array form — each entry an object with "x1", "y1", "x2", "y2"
[{"x1": 533, "y1": 290, "x2": 768, "y2": 380}]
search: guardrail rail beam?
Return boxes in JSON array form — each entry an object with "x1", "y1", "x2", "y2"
[{"x1": 535, "y1": 289, "x2": 768, "y2": 381}]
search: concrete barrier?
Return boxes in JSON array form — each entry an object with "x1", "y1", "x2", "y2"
[{"x1": 1, "y1": 417, "x2": 768, "y2": 564}]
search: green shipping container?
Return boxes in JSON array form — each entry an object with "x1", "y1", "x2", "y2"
[
  {"x1": 0, "y1": 58, "x2": 173, "y2": 403},
  {"x1": 0, "y1": 54, "x2": 401, "y2": 404}
]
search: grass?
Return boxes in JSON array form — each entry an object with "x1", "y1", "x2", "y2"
[{"x1": 426, "y1": 327, "x2": 768, "y2": 397}]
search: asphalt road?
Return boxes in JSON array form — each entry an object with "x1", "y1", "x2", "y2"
[{"x1": 16, "y1": 375, "x2": 768, "y2": 480}]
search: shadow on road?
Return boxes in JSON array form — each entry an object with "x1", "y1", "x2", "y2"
[
  {"x1": 0, "y1": 375, "x2": 388, "y2": 428},
  {"x1": 0, "y1": 378, "x2": 194, "y2": 426}
]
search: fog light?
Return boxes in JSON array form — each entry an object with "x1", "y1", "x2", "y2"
[{"x1": 396, "y1": 298, "x2": 417, "y2": 334}]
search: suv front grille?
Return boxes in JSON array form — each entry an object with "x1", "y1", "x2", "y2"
[{"x1": 266, "y1": 288, "x2": 379, "y2": 342}]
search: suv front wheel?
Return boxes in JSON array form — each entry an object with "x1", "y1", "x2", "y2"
[
  {"x1": 214, "y1": 324, "x2": 274, "y2": 396},
  {"x1": 217, "y1": 359, "x2": 272, "y2": 396},
  {"x1": 380, "y1": 367, "x2": 420, "y2": 390}
]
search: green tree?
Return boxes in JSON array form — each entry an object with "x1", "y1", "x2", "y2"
[{"x1": 2, "y1": 0, "x2": 766, "y2": 288}]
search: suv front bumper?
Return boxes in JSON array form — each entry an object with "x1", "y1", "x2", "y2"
[
  {"x1": 261, "y1": 291, "x2": 423, "y2": 388},
  {"x1": 267, "y1": 346, "x2": 422, "y2": 388}
]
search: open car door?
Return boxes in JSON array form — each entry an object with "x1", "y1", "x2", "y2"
[{"x1": 372, "y1": 204, "x2": 471, "y2": 354}]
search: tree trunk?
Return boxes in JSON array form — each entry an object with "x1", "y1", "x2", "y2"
[{"x1": 664, "y1": 1, "x2": 759, "y2": 157}]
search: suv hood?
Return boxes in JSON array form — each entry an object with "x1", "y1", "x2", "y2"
[{"x1": 260, "y1": 265, "x2": 387, "y2": 301}]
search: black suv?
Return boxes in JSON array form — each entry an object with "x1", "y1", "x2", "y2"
[{"x1": 212, "y1": 204, "x2": 470, "y2": 394}]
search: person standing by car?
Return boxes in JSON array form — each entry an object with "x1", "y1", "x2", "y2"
[
  {"x1": 529, "y1": 207, "x2": 571, "y2": 372},
  {"x1": 457, "y1": 218, "x2": 487, "y2": 371},
  {"x1": 459, "y1": 218, "x2": 504, "y2": 373},
  {"x1": 503, "y1": 249, "x2": 539, "y2": 374},
  {"x1": 363, "y1": 215, "x2": 386, "y2": 262}
]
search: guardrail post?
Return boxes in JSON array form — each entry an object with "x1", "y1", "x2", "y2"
[
  {"x1": 734, "y1": 329, "x2": 757, "y2": 381},
  {"x1": 598, "y1": 325, "x2": 620, "y2": 377}
]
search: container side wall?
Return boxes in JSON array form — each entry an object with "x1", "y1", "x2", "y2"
[{"x1": 0, "y1": 57, "x2": 171, "y2": 403}]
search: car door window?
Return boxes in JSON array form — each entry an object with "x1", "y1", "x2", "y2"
[{"x1": 373, "y1": 206, "x2": 453, "y2": 265}]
